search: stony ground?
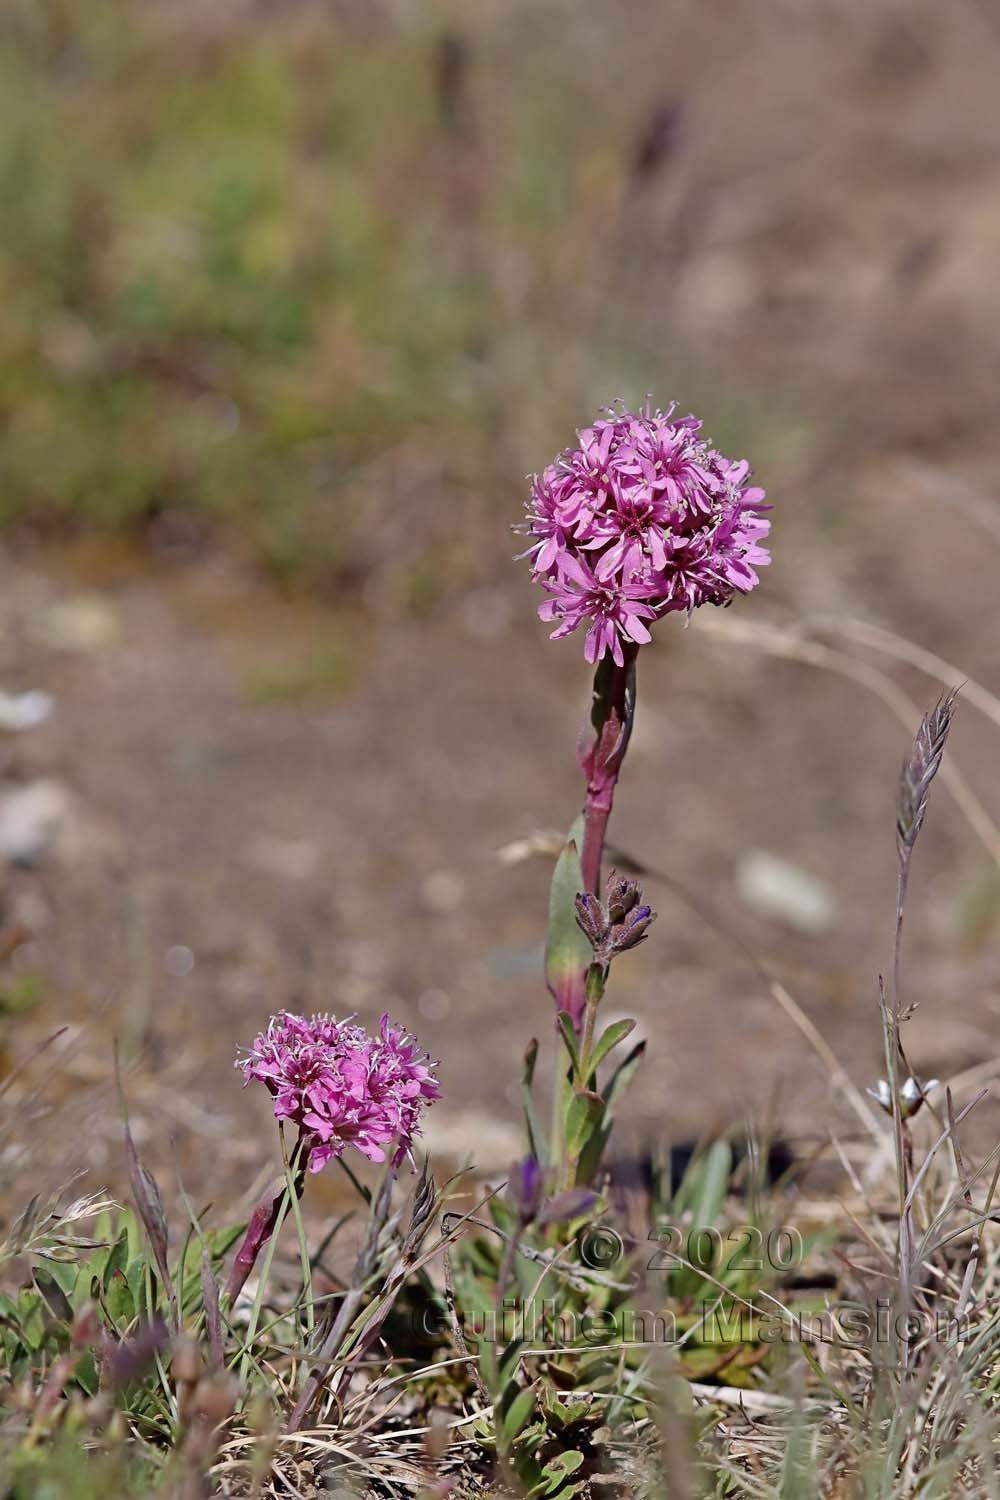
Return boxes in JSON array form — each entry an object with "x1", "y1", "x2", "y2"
[
  {"x1": 3, "y1": 0, "x2": 1000, "y2": 1240},
  {"x1": 2, "y1": 498, "x2": 1000, "y2": 1238}
]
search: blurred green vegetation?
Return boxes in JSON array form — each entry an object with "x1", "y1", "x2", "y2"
[
  {"x1": 0, "y1": 3, "x2": 501, "y2": 591},
  {"x1": 3, "y1": 5, "x2": 569, "y2": 589},
  {"x1": 0, "y1": 2, "x2": 790, "y2": 605}
]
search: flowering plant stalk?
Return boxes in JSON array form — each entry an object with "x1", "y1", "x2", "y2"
[
  {"x1": 225, "y1": 1010, "x2": 439, "y2": 1307},
  {"x1": 579, "y1": 648, "x2": 638, "y2": 899},
  {"x1": 520, "y1": 400, "x2": 770, "y2": 1189}
]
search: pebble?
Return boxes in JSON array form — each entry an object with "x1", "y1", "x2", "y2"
[
  {"x1": 421, "y1": 1109, "x2": 523, "y2": 1169},
  {"x1": 735, "y1": 850, "x2": 836, "y2": 934},
  {"x1": 420, "y1": 869, "x2": 464, "y2": 914},
  {"x1": 38, "y1": 594, "x2": 120, "y2": 653},
  {"x1": 164, "y1": 945, "x2": 196, "y2": 978},
  {"x1": 0, "y1": 779, "x2": 72, "y2": 866},
  {"x1": 460, "y1": 586, "x2": 513, "y2": 640},
  {"x1": 417, "y1": 987, "x2": 451, "y2": 1020},
  {"x1": 248, "y1": 835, "x2": 320, "y2": 882},
  {"x1": 0, "y1": 690, "x2": 54, "y2": 733}
]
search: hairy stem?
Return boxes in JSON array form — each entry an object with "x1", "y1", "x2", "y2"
[
  {"x1": 580, "y1": 784, "x2": 614, "y2": 897},
  {"x1": 577, "y1": 963, "x2": 607, "y2": 1088},
  {"x1": 579, "y1": 648, "x2": 637, "y2": 895}
]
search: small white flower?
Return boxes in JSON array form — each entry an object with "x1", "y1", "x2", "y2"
[
  {"x1": 867, "y1": 1080, "x2": 893, "y2": 1113},
  {"x1": 867, "y1": 1075, "x2": 938, "y2": 1119}
]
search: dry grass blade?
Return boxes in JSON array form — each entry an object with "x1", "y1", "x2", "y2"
[
  {"x1": 896, "y1": 689, "x2": 961, "y2": 865},
  {"x1": 114, "y1": 1047, "x2": 178, "y2": 1328},
  {"x1": 0, "y1": 1026, "x2": 68, "y2": 1105},
  {"x1": 694, "y1": 616, "x2": 1000, "y2": 867},
  {"x1": 201, "y1": 1246, "x2": 225, "y2": 1370},
  {"x1": 805, "y1": 615, "x2": 1000, "y2": 733}
]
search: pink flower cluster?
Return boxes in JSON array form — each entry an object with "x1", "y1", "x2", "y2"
[
  {"x1": 520, "y1": 402, "x2": 771, "y2": 665},
  {"x1": 237, "y1": 1011, "x2": 440, "y2": 1172}
]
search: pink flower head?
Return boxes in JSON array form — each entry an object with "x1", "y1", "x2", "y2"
[
  {"x1": 519, "y1": 401, "x2": 770, "y2": 662},
  {"x1": 237, "y1": 1010, "x2": 440, "y2": 1172}
]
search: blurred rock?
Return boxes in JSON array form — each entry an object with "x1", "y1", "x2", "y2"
[
  {"x1": 420, "y1": 868, "x2": 464, "y2": 914},
  {"x1": 421, "y1": 1108, "x2": 523, "y2": 1169},
  {"x1": 248, "y1": 835, "x2": 320, "y2": 882},
  {"x1": 735, "y1": 850, "x2": 836, "y2": 934},
  {"x1": 0, "y1": 690, "x2": 54, "y2": 733},
  {"x1": 37, "y1": 595, "x2": 120, "y2": 653},
  {"x1": 0, "y1": 780, "x2": 72, "y2": 866},
  {"x1": 459, "y1": 586, "x2": 513, "y2": 640},
  {"x1": 417, "y1": 987, "x2": 451, "y2": 1020},
  {"x1": 487, "y1": 941, "x2": 544, "y2": 978}
]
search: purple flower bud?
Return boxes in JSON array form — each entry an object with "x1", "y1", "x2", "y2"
[
  {"x1": 606, "y1": 874, "x2": 641, "y2": 924},
  {"x1": 613, "y1": 904, "x2": 654, "y2": 953},
  {"x1": 509, "y1": 1156, "x2": 546, "y2": 1224},
  {"x1": 575, "y1": 876, "x2": 656, "y2": 964},
  {"x1": 574, "y1": 891, "x2": 607, "y2": 948}
]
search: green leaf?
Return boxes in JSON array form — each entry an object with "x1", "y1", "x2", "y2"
[
  {"x1": 534, "y1": 1449, "x2": 585, "y2": 1497},
  {"x1": 1, "y1": 1326, "x2": 22, "y2": 1371},
  {"x1": 74, "y1": 1348, "x2": 99, "y2": 1397},
  {"x1": 479, "y1": 1337, "x2": 498, "y2": 1394},
  {"x1": 502, "y1": 1386, "x2": 536, "y2": 1443},
  {"x1": 556, "y1": 1012, "x2": 581, "y2": 1073},
  {"x1": 565, "y1": 1089, "x2": 604, "y2": 1159},
  {"x1": 601, "y1": 1038, "x2": 646, "y2": 1121},
  {"x1": 44, "y1": 1258, "x2": 79, "y2": 1306},
  {"x1": 105, "y1": 1267, "x2": 135, "y2": 1326},
  {"x1": 15, "y1": 1289, "x2": 46, "y2": 1351},
  {"x1": 684, "y1": 1141, "x2": 732, "y2": 1228},
  {"x1": 521, "y1": 1039, "x2": 548, "y2": 1166},
  {"x1": 103, "y1": 1228, "x2": 129, "y2": 1290},
  {"x1": 542, "y1": 1387, "x2": 592, "y2": 1426},
  {"x1": 577, "y1": 1040, "x2": 646, "y2": 1183},
  {"x1": 516, "y1": 1456, "x2": 547, "y2": 1495},
  {"x1": 127, "y1": 1255, "x2": 149, "y2": 1310},
  {"x1": 488, "y1": 1195, "x2": 517, "y2": 1234},
  {"x1": 587, "y1": 1018, "x2": 636, "y2": 1077},
  {"x1": 32, "y1": 1267, "x2": 73, "y2": 1326},
  {"x1": 545, "y1": 818, "x2": 591, "y2": 1023},
  {"x1": 497, "y1": 1335, "x2": 525, "y2": 1392}
]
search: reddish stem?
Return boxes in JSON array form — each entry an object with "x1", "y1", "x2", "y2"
[
  {"x1": 580, "y1": 778, "x2": 615, "y2": 896},
  {"x1": 579, "y1": 647, "x2": 638, "y2": 896}
]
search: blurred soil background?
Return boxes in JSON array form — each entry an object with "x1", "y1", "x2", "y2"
[{"x1": 3, "y1": 0, "x2": 1000, "y2": 1225}]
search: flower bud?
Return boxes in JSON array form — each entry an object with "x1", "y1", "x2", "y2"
[
  {"x1": 509, "y1": 1156, "x2": 546, "y2": 1225},
  {"x1": 574, "y1": 891, "x2": 606, "y2": 949},
  {"x1": 612, "y1": 904, "x2": 654, "y2": 954},
  {"x1": 171, "y1": 1334, "x2": 203, "y2": 1387},
  {"x1": 606, "y1": 874, "x2": 641, "y2": 924},
  {"x1": 574, "y1": 875, "x2": 656, "y2": 964}
]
